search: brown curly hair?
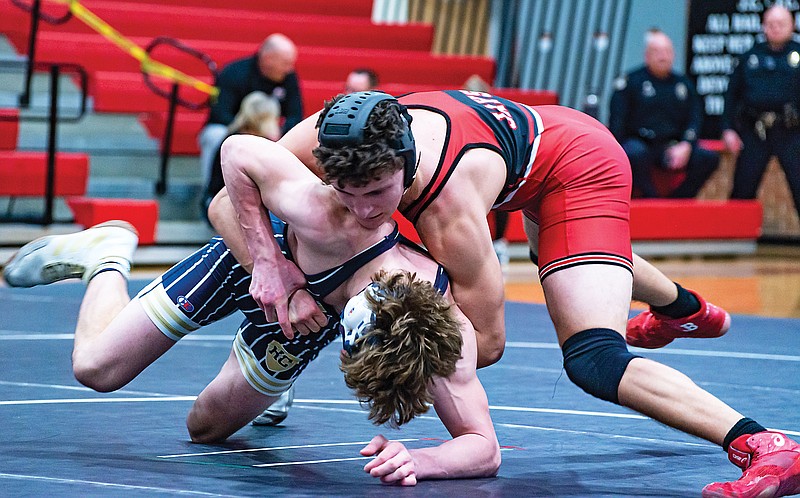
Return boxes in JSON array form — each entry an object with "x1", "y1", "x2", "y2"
[
  {"x1": 313, "y1": 95, "x2": 407, "y2": 188},
  {"x1": 340, "y1": 270, "x2": 463, "y2": 427}
]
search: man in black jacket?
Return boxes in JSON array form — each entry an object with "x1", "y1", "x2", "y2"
[
  {"x1": 198, "y1": 33, "x2": 303, "y2": 198},
  {"x1": 610, "y1": 30, "x2": 719, "y2": 198}
]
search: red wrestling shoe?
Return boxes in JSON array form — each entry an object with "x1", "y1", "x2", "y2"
[
  {"x1": 702, "y1": 431, "x2": 800, "y2": 498},
  {"x1": 626, "y1": 289, "x2": 731, "y2": 349}
]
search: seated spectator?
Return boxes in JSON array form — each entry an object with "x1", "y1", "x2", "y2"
[
  {"x1": 345, "y1": 68, "x2": 379, "y2": 93},
  {"x1": 198, "y1": 33, "x2": 302, "y2": 198},
  {"x1": 201, "y1": 91, "x2": 281, "y2": 217},
  {"x1": 609, "y1": 30, "x2": 719, "y2": 198}
]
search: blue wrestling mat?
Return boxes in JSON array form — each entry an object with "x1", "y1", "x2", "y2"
[{"x1": 1, "y1": 281, "x2": 798, "y2": 496}]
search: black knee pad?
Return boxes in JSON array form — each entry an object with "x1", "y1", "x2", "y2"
[{"x1": 562, "y1": 328, "x2": 640, "y2": 404}]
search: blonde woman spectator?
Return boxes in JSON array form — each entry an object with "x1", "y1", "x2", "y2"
[{"x1": 201, "y1": 91, "x2": 281, "y2": 217}]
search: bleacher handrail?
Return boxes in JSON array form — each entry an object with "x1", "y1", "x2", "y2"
[
  {"x1": 11, "y1": 0, "x2": 71, "y2": 25},
  {"x1": 0, "y1": 59, "x2": 87, "y2": 122},
  {"x1": 11, "y1": 0, "x2": 224, "y2": 195},
  {"x1": 143, "y1": 36, "x2": 218, "y2": 110}
]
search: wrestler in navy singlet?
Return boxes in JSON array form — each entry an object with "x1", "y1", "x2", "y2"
[{"x1": 137, "y1": 213, "x2": 449, "y2": 395}]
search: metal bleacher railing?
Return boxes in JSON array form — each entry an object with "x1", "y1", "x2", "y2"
[
  {"x1": 10, "y1": 0, "x2": 218, "y2": 196},
  {"x1": 0, "y1": 55, "x2": 87, "y2": 225}
]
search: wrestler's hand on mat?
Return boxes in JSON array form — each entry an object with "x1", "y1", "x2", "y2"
[
  {"x1": 286, "y1": 288, "x2": 329, "y2": 338},
  {"x1": 361, "y1": 435, "x2": 417, "y2": 486},
  {"x1": 250, "y1": 257, "x2": 307, "y2": 339}
]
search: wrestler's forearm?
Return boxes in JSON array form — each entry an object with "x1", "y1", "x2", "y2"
[
  {"x1": 411, "y1": 433, "x2": 500, "y2": 480},
  {"x1": 220, "y1": 139, "x2": 293, "y2": 278},
  {"x1": 208, "y1": 189, "x2": 254, "y2": 272},
  {"x1": 451, "y1": 275, "x2": 506, "y2": 368}
]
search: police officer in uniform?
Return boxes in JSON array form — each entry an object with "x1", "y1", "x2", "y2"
[
  {"x1": 610, "y1": 30, "x2": 719, "y2": 198},
  {"x1": 723, "y1": 5, "x2": 800, "y2": 220}
]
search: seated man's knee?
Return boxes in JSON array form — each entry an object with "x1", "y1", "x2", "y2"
[{"x1": 562, "y1": 328, "x2": 640, "y2": 404}]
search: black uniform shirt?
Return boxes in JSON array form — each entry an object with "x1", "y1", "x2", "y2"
[
  {"x1": 722, "y1": 40, "x2": 800, "y2": 130},
  {"x1": 207, "y1": 54, "x2": 303, "y2": 134},
  {"x1": 609, "y1": 66, "x2": 702, "y2": 143}
]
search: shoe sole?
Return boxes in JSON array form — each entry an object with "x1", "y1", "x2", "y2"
[
  {"x1": 702, "y1": 477, "x2": 779, "y2": 498},
  {"x1": 251, "y1": 414, "x2": 288, "y2": 426},
  {"x1": 3, "y1": 237, "x2": 57, "y2": 287},
  {"x1": 2, "y1": 220, "x2": 139, "y2": 288},
  {"x1": 89, "y1": 220, "x2": 139, "y2": 238},
  {"x1": 702, "y1": 451, "x2": 800, "y2": 498}
]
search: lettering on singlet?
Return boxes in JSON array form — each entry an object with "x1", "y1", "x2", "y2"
[
  {"x1": 459, "y1": 90, "x2": 518, "y2": 130},
  {"x1": 266, "y1": 340, "x2": 300, "y2": 372},
  {"x1": 399, "y1": 91, "x2": 539, "y2": 222}
]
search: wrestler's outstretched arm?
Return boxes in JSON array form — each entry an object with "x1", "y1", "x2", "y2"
[{"x1": 360, "y1": 310, "x2": 500, "y2": 485}]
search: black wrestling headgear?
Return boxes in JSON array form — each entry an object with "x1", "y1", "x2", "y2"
[{"x1": 317, "y1": 91, "x2": 417, "y2": 188}]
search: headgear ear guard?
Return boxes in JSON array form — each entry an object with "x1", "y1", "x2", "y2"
[
  {"x1": 318, "y1": 91, "x2": 417, "y2": 188},
  {"x1": 340, "y1": 282, "x2": 384, "y2": 356}
]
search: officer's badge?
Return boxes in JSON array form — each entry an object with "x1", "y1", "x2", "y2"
[
  {"x1": 764, "y1": 56, "x2": 776, "y2": 70},
  {"x1": 642, "y1": 80, "x2": 655, "y2": 97},
  {"x1": 789, "y1": 51, "x2": 800, "y2": 68},
  {"x1": 748, "y1": 54, "x2": 759, "y2": 68},
  {"x1": 613, "y1": 76, "x2": 627, "y2": 91},
  {"x1": 675, "y1": 83, "x2": 688, "y2": 100}
]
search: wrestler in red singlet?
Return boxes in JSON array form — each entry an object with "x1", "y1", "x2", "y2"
[{"x1": 399, "y1": 90, "x2": 633, "y2": 281}]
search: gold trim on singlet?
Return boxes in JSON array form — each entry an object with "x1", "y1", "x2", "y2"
[{"x1": 136, "y1": 277, "x2": 200, "y2": 341}]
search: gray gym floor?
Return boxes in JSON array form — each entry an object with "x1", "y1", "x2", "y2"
[{"x1": 1, "y1": 280, "x2": 798, "y2": 497}]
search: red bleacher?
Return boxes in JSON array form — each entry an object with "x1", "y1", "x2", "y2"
[
  {"x1": 0, "y1": 151, "x2": 89, "y2": 196},
  {"x1": 0, "y1": 2, "x2": 434, "y2": 51},
  {"x1": 395, "y1": 200, "x2": 762, "y2": 247},
  {"x1": 105, "y1": 0, "x2": 375, "y2": 17},
  {"x1": 15, "y1": 33, "x2": 490, "y2": 85},
  {"x1": 67, "y1": 197, "x2": 159, "y2": 245},
  {"x1": 0, "y1": 108, "x2": 19, "y2": 150},
  {"x1": 140, "y1": 85, "x2": 560, "y2": 155}
]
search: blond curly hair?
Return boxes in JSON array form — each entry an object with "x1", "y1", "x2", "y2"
[{"x1": 340, "y1": 270, "x2": 463, "y2": 427}]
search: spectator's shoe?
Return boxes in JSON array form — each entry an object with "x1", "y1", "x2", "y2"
[
  {"x1": 252, "y1": 385, "x2": 295, "y2": 426},
  {"x1": 702, "y1": 431, "x2": 800, "y2": 498},
  {"x1": 3, "y1": 221, "x2": 138, "y2": 287},
  {"x1": 626, "y1": 289, "x2": 731, "y2": 348}
]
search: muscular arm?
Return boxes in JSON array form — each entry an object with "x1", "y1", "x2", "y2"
[
  {"x1": 416, "y1": 190, "x2": 506, "y2": 367},
  {"x1": 219, "y1": 134, "x2": 323, "y2": 337},
  {"x1": 411, "y1": 314, "x2": 500, "y2": 480},
  {"x1": 208, "y1": 188, "x2": 253, "y2": 271},
  {"x1": 210, "y1": 113, "x2": 323, "y2": 265}
]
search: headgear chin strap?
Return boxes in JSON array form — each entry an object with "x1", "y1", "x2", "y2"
[{"x1": 318, "y1": 91, "x2": 417, "y2": 188}]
